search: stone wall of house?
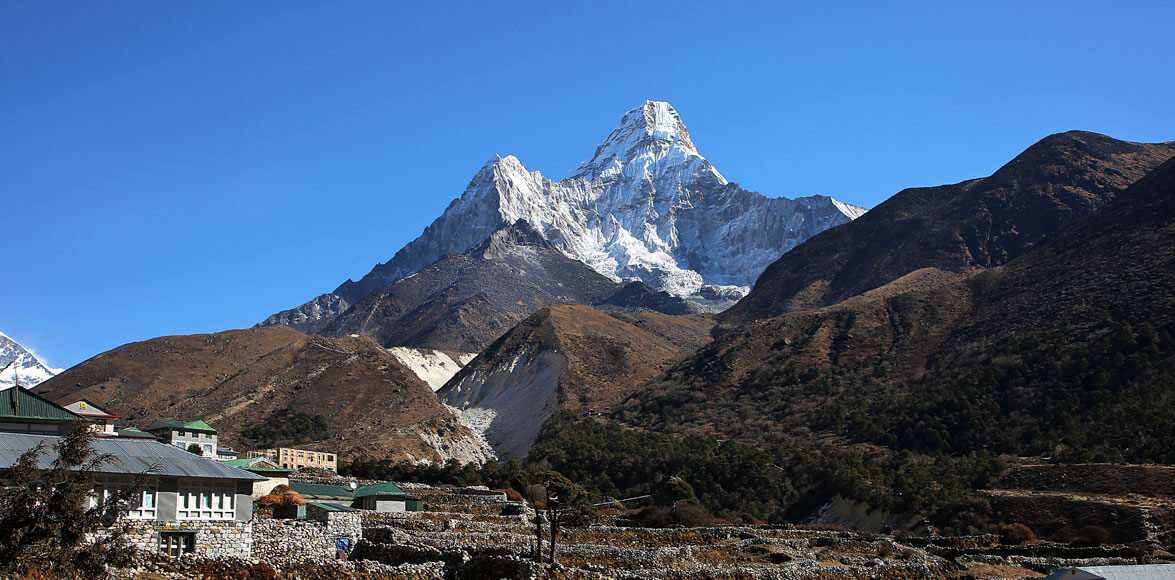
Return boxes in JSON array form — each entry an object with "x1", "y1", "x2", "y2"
[
  {"x1": 119, "y1": 519, "x2": 252, "y2": 559},
  {"x1": 252, "y1": 511, "x2": 362, "y2": 567}
]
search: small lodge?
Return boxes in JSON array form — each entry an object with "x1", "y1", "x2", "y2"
[
  {"x1": 63, "y1": 399, "x2": 119, "y2": 435},
  {"x1": 145, "y1": 419, "x2": 219, "y2": 457},
  {"x1": 222, "y1": 456, "x2": 292, "y2": 498},
  {"x1": 289, "y1": 480, "x2": 422, "y2": 513}
]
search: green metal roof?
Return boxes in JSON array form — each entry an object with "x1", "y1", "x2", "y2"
[
  {"x1": 115, "y1": 427, "x2": 157, "y2": 439},
  {"x1": 144, "y1": 419, "x2": 217, "y2": 433},
  {"x1": 0, "y1": 387, "x2": 81, "y2": 422},
  {"x1": 355, "y1": 482, "x2": 408, "y2": 498},
  {"x1": 289, "y1": 481, "x2": 354, "y2": 499},
  {"x1": 223, "y1": 457, "x2": 291, "y2": 474},
  {"x1": 307, "y1": 501, "x2": 357, "y2": 512}
]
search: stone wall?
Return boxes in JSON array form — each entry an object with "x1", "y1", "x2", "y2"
[
  {"x1": 252, "y1": 511, "x2": 362, "y2": 567},
  {"x1": 119, "y1": 519, "x2": 252, "y2": 559}
]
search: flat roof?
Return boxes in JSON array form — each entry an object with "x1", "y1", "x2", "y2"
[{"x1": 0, "y1": 433, "x2": 264, "y2": 481}]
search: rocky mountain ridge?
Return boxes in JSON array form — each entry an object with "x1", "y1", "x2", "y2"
[{"x1": 263, "y1": 100, "x2": 864, "y2": 333}]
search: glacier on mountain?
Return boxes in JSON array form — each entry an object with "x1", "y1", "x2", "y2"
[{"x1": 266, "y1": 100, "x2": 866, "y2": 329}]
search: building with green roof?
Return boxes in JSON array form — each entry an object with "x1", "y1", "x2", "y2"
[
  {"x1": 144, "y1": 418, "x2": 219, "y2": 457},
  {"x1": 288, "y1": 480, "x2": 421, "y2": 512},
  {"x1": 0, "y1": 386, "x2": 82, "y2": 435}
]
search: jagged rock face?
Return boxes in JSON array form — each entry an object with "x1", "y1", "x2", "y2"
[
  {"x1": 267, "y1": 100, "x2": 865, "y2": 331},
  {"x1": 0, "y1": 330, "x2": 61, "y2": 388},
  {"x1": 259, "y1": 293, "x2": 349, "y2": 334},
  {"x1": 320, "y1": 222, "x2": 622, "y2": 352}
]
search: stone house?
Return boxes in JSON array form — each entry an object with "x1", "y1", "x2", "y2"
[
  {"x1": 0, "y1": 431, "x2": 265, "y2": 558},
  {"x1": 145, "y1": 419, "x2": 218, "y2": 457}
]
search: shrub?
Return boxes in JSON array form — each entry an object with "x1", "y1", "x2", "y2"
[
  {"x1": 1000, "y1": 523, "x2": 1038, "y2": 545},
  {"x1": 257, "y1": 485, "x2": 306, "y2": 510}
]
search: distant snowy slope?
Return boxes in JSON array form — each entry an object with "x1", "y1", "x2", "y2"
[{"x1": 0, "y1": 330, "x2": 62, "y2": 389}]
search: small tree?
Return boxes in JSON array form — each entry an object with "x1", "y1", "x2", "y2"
[
  {"x1": 525, "y1": 484, "x2": 546, "y2": 564},
  {"x1": 187, "y1": 443, "x2": 204, "y2": 456},
  {"x1": 0, "y1": 424, "x2": 147, "y2": 577}
]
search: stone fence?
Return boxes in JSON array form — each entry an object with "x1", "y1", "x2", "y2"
[{"x1": 252, "y1": 509, "x2": 362, "y2": 567}]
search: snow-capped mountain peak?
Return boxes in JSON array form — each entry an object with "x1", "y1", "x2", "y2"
[
  {"x1": 572, "y1": 100, "x2": 721, "y2": 183},
  {"x1": 0, "y1": 330, "x2": 62, "y2": 389},
  {"x1": 263, "y1": 100, "x2": 868, "y2": 330}
]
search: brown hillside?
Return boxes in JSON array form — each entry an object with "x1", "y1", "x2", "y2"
[
  {"x1": 725, "y1": 131, "x2": 1175, "y2": 325},
  {"x1": 440, "y1": 305, "x2": 713, "y2": 460},
  {"x1": 624, "y1": 153, "x2": 1175, "y2": 462},
  {"x1": 35, "y1": 326, "x2": 488, "y2": 464}
]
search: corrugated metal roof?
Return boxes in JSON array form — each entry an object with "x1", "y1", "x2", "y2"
[
  {"x1": 1047, "y1": 565, "x2": 1175, "y2": 580},
  {"x1": 289, "y1": 481, "x2": 354, "y2": 499},
  {"x1": 145, "y1": 419, "x2": 217, "y2": 433},
  {"x1": 355, "y1": 482, "x2": 408, "y2": 498},
  {"x1": 0, "y1": 433, "x2": 264, "y2": 481},
  {"x1": 115, "y1": 427, "x2": 157, "y2": 439},
  {"x1": 307, "y1": 501, "x2": 357, "y2": 512},
  {"x1": 223, "y1": 457, "x2": 291, "y2": 474},
  {"x1": 0, "y1": 387, "x2": 81, "y2": 421}
]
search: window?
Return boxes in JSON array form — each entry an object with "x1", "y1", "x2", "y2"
[
  {"x1": 160, "y1": 531, "x2": 195, "y2": 557},
  {"x1": 177, "y1": 479, "x2": 236, "y2": 520},
  {"x1": 91, "y1": 476, "x2": 157, "y2": 519}
]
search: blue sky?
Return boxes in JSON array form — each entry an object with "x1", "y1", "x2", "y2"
[{"x1": 3, "y1": 1, "x2": 1173, "y2": 368}]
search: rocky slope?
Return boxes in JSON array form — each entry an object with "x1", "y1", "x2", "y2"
[
  {"x1": 624, "y1": 148, "x2": 1175, "y2": 463},
  {"x1": 386, "y1": 347, "x2": 476, "y2": 392},
  {"x1": 439, "y1": 304, "x2": 713, "y2": 460},
  {"x1": 319, "y1": 222, "x2": 623, "y2": 352},
  {"x1": 34, "y1": 326, "x2": 491, "y2": 464},
  {"x1": 264, "y1": 100, "x2": 864, "y2": 332},
  {"x1": 724, "y1": 131, "x2": 1175, "y2": 324},
  {"x1": 0, "y1": 330, "x2": 61, "y2": 388}
]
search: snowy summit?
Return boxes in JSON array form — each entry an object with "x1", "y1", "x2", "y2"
[
  {"x1": 0, "y1": 330, "x2": 62, "y2": 389},
  {"x1": 265, "y1": 100, "x2": 867, "y2": 329}
]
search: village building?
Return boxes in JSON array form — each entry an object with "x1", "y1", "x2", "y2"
[
  {"x1": 0, "y1": 393, "x2": 265, "y2": 559},
  {"x1": 222, "y1": 456, "x2": 292, "y2": 498},
  {"x1": 247, "y1": 446, "x2": 337, "y2": 472},
  {"x1": 0, "y1": 386, "x2": 82, "y2": 435},
  {"x1": 216, "y1": 446, "x2": 239, "y2": 461},
  {"x1": 288, "y1": 481, "x2": 422, "y2": 513},
  {"x1": 63, "y1": 399, "x2": 119, "y2": 435},
  {"x1": 145, "y1": 419, "x2": 218, "y2": 457}
]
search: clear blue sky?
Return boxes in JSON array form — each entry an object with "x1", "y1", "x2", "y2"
[{"x1": 3, "y1": 1, "x2": 1173, "y2": 368}]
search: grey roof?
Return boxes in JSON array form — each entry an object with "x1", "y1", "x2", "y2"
[
  {"x1": 1047, "y1": 565, "x2": 1175, "y2": 580},
  {"x1": 0, "y1": 433, "x2": 264, "y2": 481}
]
